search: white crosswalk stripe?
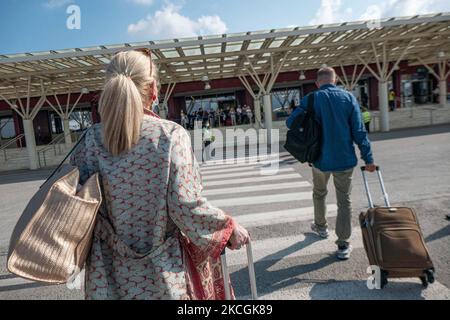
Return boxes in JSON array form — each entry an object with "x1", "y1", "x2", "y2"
[
  {"x1": 203, "y1": 181, "x2": 311, "y2": 197},
  {"x1": 199, "y1": 155, "x2": 449, "y2": 300},
  {"x1": 201, "y1": 165, "x2": 294, "y2": 176},
  {"x1": 200, "y1": 160, "x2": 283, "y2": 173},
  {"x1": 202, "y1": 168, "x2": 296, "y2": 181},
  {"x1": 204, "y1": 173, "x2": 300, "y2": 187},
  {"x1": 234, "y1": 205, "x2": 337, "y2": 228},
  {"x1": 209, "y1": 192, "x2": 312, "y2": 207},
  {"x1": 201, "y1": 153, "x2": 290, "y2": 167}
]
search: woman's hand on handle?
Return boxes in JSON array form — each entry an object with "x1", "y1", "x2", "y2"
[{"x1": 228, "y1": 223, "x2": 250, "y2": 250}]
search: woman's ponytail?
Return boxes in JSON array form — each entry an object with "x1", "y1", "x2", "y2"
[{"x1": 98, "y1": 51, "x2": 158, "y2": 156}]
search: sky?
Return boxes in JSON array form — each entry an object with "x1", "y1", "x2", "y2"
[{"x1": 1, "y1": 0, "x2": 450, "y2": 55}]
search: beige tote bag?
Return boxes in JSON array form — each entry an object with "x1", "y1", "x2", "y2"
[{"x1": 7, "y1": 131, "x2": 102, "y2": 284}]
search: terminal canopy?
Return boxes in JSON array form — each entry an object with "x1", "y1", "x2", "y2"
[{"x1": 0, "y1": 12, "x2": 449, "y2": 99}]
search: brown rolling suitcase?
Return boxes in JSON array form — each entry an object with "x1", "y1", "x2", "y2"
[{"x1": 359, "y1": 166, "x2": 435, "y2": 289}]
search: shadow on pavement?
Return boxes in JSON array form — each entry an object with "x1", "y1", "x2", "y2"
[
  {"x1": 0, "y1": 273, "x2": 53, "y2": 293},
  {"x1": 0, "y1": 168, "x2": 52, "y2": 185},
  {"x1": 231, "y1": 233, "x2": 337, "y2": 297},
  {"x1": 425, "y1": 223, "x2": 450, "y2": 243},
  {"x1": 0, "y1": 282, "x2": 53, "y2": 293},
  {"x1": 0, "y1": 168, "x2": 55, "y2": 185},
  {"x1": 308, "y1": 279, "x2": 427, "y2": 300}
]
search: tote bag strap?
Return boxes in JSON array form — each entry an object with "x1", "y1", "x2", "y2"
[{"x1": 41, "y1": 128, "x2": 90, "y2": 187}]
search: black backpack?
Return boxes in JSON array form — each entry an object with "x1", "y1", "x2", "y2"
[{"x1": 284, "y1": 93, "x2": 322, "y2": 164}]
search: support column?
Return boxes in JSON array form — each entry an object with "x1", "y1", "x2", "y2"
[
  {"x1": 417, "y1": 57, "x2": 449, "y2": 108},
  {"x1": 238, "y1": 52, "x2": 289, "y2": 145},
  {"x1": 253, "y1": 97, "x2": 262, "y2": 128},
  {"x1": 160, "y1": 103, "x2": 168, "y2": 119},
  {"x1": 1, "y1": 78, "x2": 49, "y2": 170},
  {"x1": 62, "y1": 117, "x2": 72, "y2": 145},
  {"x1": 378, "y1": 81, "x2": 390, "y2": 132},
  {"x1": 45, "y1": 87, "x2": 87, "y2": 149},
  {"x1": 23, "y1": 119, "x2": 39, "y2": 170},
  {"x1": 161, "y1": 82, "x2": 176, "y2": 120},
  {"x1": 356, "y1": 40, "x2": 412, "y2": 132},
  {"x1": 439, "y1": 79, "x2": 447, "y2": 107},
  {"x1": 263, "y1": 94, "x2": 273, "y2": 144}
]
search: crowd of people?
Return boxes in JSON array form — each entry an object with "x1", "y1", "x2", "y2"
[{"x1": 180, "y1": 105, "x2": 254, "y2": 130}]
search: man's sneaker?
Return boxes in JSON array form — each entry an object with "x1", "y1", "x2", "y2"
[
  {"x1": 310, "y1": 223, "x2": 329, "y2": 239},
  {"x1": 446, "y1": 214, "x2": 450, "y2": 221},
  {"x1": 337, "y1": 244, "x2": 353, "y2": 260}
]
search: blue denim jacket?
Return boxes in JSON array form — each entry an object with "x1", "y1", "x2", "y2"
[{"x1": 286, "y1": 84, "x2": 373, "y2": 172}]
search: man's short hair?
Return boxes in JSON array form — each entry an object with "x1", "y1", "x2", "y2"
[{"x1": 317, "y1": 67, "x2": 336, "y2": 83}]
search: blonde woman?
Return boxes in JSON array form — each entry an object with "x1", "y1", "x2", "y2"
[{"x1": 70, "y1": 50, "x2": 250, "y2": 300}]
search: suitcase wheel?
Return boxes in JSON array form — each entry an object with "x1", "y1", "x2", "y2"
[
  {"x1": 420, "y1": 276, "x2": 428, "y2": 289},
  {"x1": 425, "y1": 269, "x2": 435, "y2": 284}
]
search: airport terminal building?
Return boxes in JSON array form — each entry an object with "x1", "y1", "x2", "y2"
[{"x1": 0, "y1": 13, "x2": 449, "y2": 170}]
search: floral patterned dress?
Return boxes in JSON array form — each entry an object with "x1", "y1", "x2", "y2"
[{"x1": 70, "y1": 115, "x2": 235, "y2": 300}]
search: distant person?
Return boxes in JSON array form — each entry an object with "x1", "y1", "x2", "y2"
[
  {"x1": 389, "y1": 90, "x2": 396, "y2": 111},
  {"x1": 221, "y1": 109, "x2": 227, "y2": 126},
  {"x1": 225, "y1": 106, "x2": 232, "y2": 126},
  {"x1": 361, "y1": 107, "x2": 372, "y2": 133},
  {"x1": 286, "y1": 67, "x2": 376, "y2": 260},
  {"x1": 180, "y1": 110, "x2": 187, "y2": 129},
  {"x1": 242, "y1": 105, "x2": 249, "y2": 124},
  {"x1": 214, "y1": 108, "x2": 221, "y2": 127},
  {"x1": 236, "y1": 105, "x2": 243, "y2": 125},
  {"x1": 246, "y1": 106, "x2": 253, "y2": 125},
  {"x1": 195, "y1": 109, "x2": 203, "y2": 129},
  {"x1": 202, "y1": 109, "x2": 209, "y2": 126},
  {"x1": 230, "y1": 107, "x2": 237, "y2": 126},
  {"x1": 209, "y1": 108, "x2": 216, "y2": 128},
  {"x1": 202, "y1": 123, "x2": 213, "y2": 163},
  {"x1": 187, "y1": 111, "x2": 195, "y2": 129}
]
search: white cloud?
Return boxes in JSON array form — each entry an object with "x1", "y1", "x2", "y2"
[
  {"x1": 360, "y1": 0, "x2": 450, "y2": 21},
  {"x1": 309, "y1": 0, "x2": 450, "y2": 26},
  {"x1": 129, "y1": 0, "x2": 154, "y2": 5},
  {"x1": 44, "y1": 0, "x2": 72, "y2": 9},
  {"x1": 309, "y1": 0, "x2": 354, "y2": 25},
  {"x1": 128, "y1": 4, "x2": 228, "y2": 39}
]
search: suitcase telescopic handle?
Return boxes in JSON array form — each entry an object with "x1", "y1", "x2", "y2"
[
  {"x1": 220, "y1": 240, "x2": 258, "y2": 300},
  {"x1": 360, "y1": 166, "x2": 391, "y2": 208}
]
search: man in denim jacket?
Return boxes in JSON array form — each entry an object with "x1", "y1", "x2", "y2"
[{"x1": 287, "y1": 67, "x2": 376, "y2": 260}]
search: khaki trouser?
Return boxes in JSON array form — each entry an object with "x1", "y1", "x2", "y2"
[{"x1": 312, "y1": 167, "x2": 354, "y2": 246}]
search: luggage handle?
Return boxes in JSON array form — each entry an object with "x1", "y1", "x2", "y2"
[
  {"x1": 220, "y1": 240, "x2": 258, "y2": 300},
  {"x1": 360, "y1": 166, "x2": 390, "y2": 208}
]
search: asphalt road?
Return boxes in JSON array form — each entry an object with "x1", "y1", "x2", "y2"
[{"x1": 0, "y1": 124, "x2": 449, "y2": 300}]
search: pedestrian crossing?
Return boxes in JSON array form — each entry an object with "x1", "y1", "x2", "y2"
[
  {"x1": 200, "y1": 152, "x2": 450, "y2": 300},
  {"x1": 0, "y1": 152, "x2": 448, "y2": 300}
]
